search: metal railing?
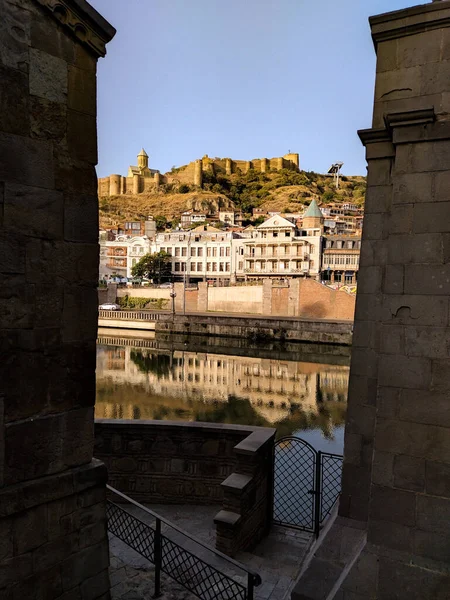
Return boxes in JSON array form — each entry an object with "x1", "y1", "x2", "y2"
[
  {"x1": 106, "y1": 486, "x2": 261, "y2": 600},
  {"x1": 99, "y1": 310, "x2": 169, "y2": 320}
]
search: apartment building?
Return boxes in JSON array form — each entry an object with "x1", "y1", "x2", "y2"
[
  {"x1": 321, "y1": 234, "x2": 361, "y2": 284},
  {"x1": 99, "y1": 233, "x2": 152, "y2": 279},
  {"x1": 156, "y1": 226, "x2": 235, "y2": 282}
]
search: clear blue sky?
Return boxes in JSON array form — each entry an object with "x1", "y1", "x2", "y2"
[{"x1": 90, "y1": 0, "x2": 416, "y2": 178}]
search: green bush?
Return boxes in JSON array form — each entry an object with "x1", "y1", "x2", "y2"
[{"x1": 118, "y1": 295, "x2": 169, "y2": 310}]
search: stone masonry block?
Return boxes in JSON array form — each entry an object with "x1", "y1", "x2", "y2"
[
  {"x1": 384, "y1": 264, "x2": 404, "y2": 294},
  {"x1": 376, "y1": 38, "x2": 397, "y2": 73},
  {"x1": 378, "y1": 354, "x2": 431, "y2": 390},
  {"x1": 360, "y1": 214, "x2": 387, "y2": 242},
  {"x1": 431, "y1": 358, "x2": 450, "y2": 394},
  {"x1": 374, "y1": 66, "x2": 420, "y2": 102},
  {"x1": 387, "y1": 233, "x2": 443, "y2": 265},
  {"x1": 0, "y1": 64, "x2": 29, "y2": 136},
  {"x1": 420, "y1": 58, "x2": 450, "y2": 96},
  {"x1": 62, "y1": 287, "x2": 98, "y2": 343},
  {"x1": 364, "y1": 185, "x2": 392, "y2": 214},
  {"x1": 379, "y1": 324, "x2": 404, "y2": 355},
  {"x1": 0, "y1": 275, "x2": 35, "y2": 330},
  {"x1": 0, "y1": 553, "x2": 33, "y2": 589},
  {"x1": 30, "y1": 12, "x2": 75, "y2": 64},
  {"x1": 341, "y1": 549, "x2": 379, "y2": 597},
  {"x1": 375, "y1": 418, "x2": 450, "y2": 462},
  {"x1": 397, "y1": 29, "x2": 442, "y2": 69},
  {"x1": 30, "y1": 95, "x2": 67, "y2": 141},
  {"x1": 388, "y1": 204, "x2": 413, "y2": 235},
  {"x1": 393, "y1": 454, "x2": 425, "y2": 492},
  {"x1": 67, "y1": 110, "x2": 97, "y2": 164},
  {"x1": 4, "y1": 183, "x2": 63, "y2": 240},
  {"x1": 0, "y1": 132, "x2": 54, "y2": 189},
  {"x1": 0, "y1": 0, "x2": 31, "y2": 71},
  {"x1": 392, "y1": 172, "x2": 433, "y2": 205},
  {"x1": 434, "y1": 171, "x2": 450, "y2": 202},
  {"x1": 64, "y1": 193, "x2": 99, "y2": 242},
  {"x1": 366, "y1": 159, "x2": 392, "y2": 187},
  {"x1": 416, "y1": 495, "x2": 450, "y2": 534},
  {"x1": 381, "y1": 295, "x2": 448, "y2": 327},
  {"x1": 60, "y1": 541, "x2": 109, "y2": 591},
  {"x1": 13, "y1": 504, "x2": 48, "y2": 555},
  {"x1": 356, "y1": 266, "x2": 382, "y2": 295},
  {"x1": 0, "y1": 233, "x2": 25, "y2": 274},
  {"x1": 371, "y1": 450, "x2": 394, "y2": 487},
  {"x1": 378, "y1": 557, "x2": 450, "y2": 600},
  {"x1": 404, "y1": 327, "x2": 450, "y2": 359},
  {"x1": 68, "y1": 65, "x2": 96, "y2": 116},
  {"x1": 368, "y1": 519, "x2": 413, "y2": 554},
  {"x1": 29, "y1": 47, "x2": 67, "y2": 103},
  {"x1": 370, "y1": 485, "x2": 416, "y2": 527},
  {"x1": 426, "y1": 460, "x2": 450, "y2": 498},
  {"x1": 410, "y1": 140, "x2": 450, "y2": 173},
  {"x1": 376, "y1": 387, "x2": 401, "y2": 419},
  {"x1": 414, "y1": 529, "x2": 450, "y2": 563},
  {"x1": 80, "y1": 569, "x2": 110, "y2": 600},
  {"x1": 413, "y1": 201, "x2": 450, "y2": 233}
]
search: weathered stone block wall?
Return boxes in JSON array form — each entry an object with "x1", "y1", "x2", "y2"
[
  {"x1": 94, "y1": 420, "x2": 275, "y2": 556},
  {"x1": 292, "y1": 3, "x2": 450, "y2": 599},
  {"x1": 0, "y1": 0, "x2": 115, "y2": 597},
  {"x1": 271, "y1": 284, "x2": 289, "y2": 316}
]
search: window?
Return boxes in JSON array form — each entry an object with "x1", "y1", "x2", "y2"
[
  {"x1": 347, "y1": 241, "x2": 353, "y2": 249},
  {"x1": 175, "y1": 262, "x2": 180, "y2": 271},
  {"x1": 284, "y1": 246, "x2": 289, "y2": 255},
  {"x1": 197, "y1": 262, "x2": 202, "y2": 271},
  {"x1": 197, "y1": 247, "x2": 203, "y2": 257},
  {"x1": 226, "y1": 247, "x2": 230, "y2": 256},
  {"x1": 179, "y1": 235, "x2": 185, "y2": 241},
  {"x1": 219, "y1": 263, "x2": 224, "y2": 272},
  {"x1": 207, "y1": 247, "x2": 212, "y2": 257},
  {"x1": 226, "y1": 263, "x2": 230, "y2": 271},
  {"x1": 181, "y1": 263, "x2": 186, "y2": 272},
  {"x1": 273, "y1": 232, "x2": 278, "y2": 238},
  {"x1": 285, "y1": 231, "x2": 290, "y2": 237},
  {"x1": 326, "y1": 240, "x2": 332, "y2": 248},
  {"x1": 207, "y1": 263, "x2": 212, "y2": 272},
  {"x1": 220, "y1": 247, "x2": 225, "y2": 257},
  {"x1": 212, "y1": 263, "x2": 218, "y2": 272},
  {"x1": 336, "y1": 241, "x2": 343, "y2": 249},
  {"x1": 182, "y1": 247, "x2": 187, "y2": 257},
  {"x1": 195, "y1": 236, "x2": 200, "y2": 242},
  {"x1": 132, "y1": 259, "x2": 136, "y2": 266},
  {"x1": 239, "y1": 261, "x2": 243, "y2": 270},
  {"x1": 191, "y1": 247, "x2": 196, "y2": 257},
  {"x1": 160, "y1": 247, "x2": 165, "y2": 253},
  {"x1": 191, "y1": 263, "x2": 196, "y2": 272},
  {"x1": 139, "y1": 247, "x2": 144, "y2": 254},
  {"x1": 175, "y1": 248, "x2": 180, "y2": 257},
  {"x1": 212, "y1": 248, "x2": 217, "y2": 257}
]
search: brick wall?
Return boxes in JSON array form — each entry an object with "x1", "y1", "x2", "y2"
[
  {"x1": 298, "y1": 279, "x2": 355, "y2": 321},
  {"x1": 94, "y1": 420, "x2": 275, "y2": 556}
]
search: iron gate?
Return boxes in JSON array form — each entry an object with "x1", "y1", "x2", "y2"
[{"x1": 273, "y1": 436, "x2": 343, "y2": 536}]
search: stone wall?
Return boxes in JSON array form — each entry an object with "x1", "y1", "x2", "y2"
[
  {"x1": 292, "y1": 3, "x2": 450, "y2": 599},
  {"x1": 297, "y1": 279, "x2": 356, "y2": 321},
  {"x1": 0, "y1": 0, "x2": 115, "y2": 597},
  {"x1": 110, "y1": 279, "x2": 356, "y2": 320},
  {"x1": 94, "y1": 420, "x2": 275, "y2": 556}
]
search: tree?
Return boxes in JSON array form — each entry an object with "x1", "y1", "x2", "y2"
[
  {"x1": 131, "y1": 251, "x2": 172, "y2": 283},
  {"x1": 154, "y1": 215, "x2": 167, "y2": 231}
]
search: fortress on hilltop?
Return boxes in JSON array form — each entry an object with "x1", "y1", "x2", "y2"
[{"x1": 98, "y1": 149, "x2": 300, "y2": 197}]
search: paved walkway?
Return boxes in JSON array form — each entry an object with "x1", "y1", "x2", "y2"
[{"x1": 109, "y1": 503, "x2": 312, "y2": 600}]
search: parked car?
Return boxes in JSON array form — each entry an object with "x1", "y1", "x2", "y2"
[
  {"x1": 158, "y1": 282, "x2": 173, "y2": 288},
  {"x1": 99, "y1": 303, "x2": 121, "y2": 311}
]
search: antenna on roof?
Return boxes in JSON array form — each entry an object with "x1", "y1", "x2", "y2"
[{"x1": 328, "y1": 162, "x2": 344, "y2": 189}]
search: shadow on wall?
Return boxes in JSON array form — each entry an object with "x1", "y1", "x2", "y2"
[{"x1": 299, "y1": 302, "x2": 327, "y2": 319}]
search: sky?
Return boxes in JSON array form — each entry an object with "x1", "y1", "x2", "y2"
[{"x1": 90, "y1": 0, "x2": 417, "y2": 178}]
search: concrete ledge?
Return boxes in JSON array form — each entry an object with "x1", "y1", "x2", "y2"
[
  {"x1": 214, "y1": 510, "x2": 241, "y2": 528},
  {"x1": 221, "y1": 473, "x2": 252, "y2": 492}
]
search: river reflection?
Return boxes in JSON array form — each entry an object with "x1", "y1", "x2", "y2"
[{"x1": 95, "y1": 332, "x2": 349, "y2": 451}]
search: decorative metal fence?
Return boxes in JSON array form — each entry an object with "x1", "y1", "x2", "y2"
[
  {"x1": 273, "y1": 437, "x2": 343, "y2": 537},
  {"x1": 106, "y1": 486, "x2": 261, "y2": 600}
]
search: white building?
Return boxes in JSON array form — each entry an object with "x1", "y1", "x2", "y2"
[{"x1": 99, "y1": 233, "x2": 153, "y2": 279}]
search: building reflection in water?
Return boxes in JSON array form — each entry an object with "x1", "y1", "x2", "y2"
[{"x1": 95, "y1": 336, "x2": 349, "y2": 441}]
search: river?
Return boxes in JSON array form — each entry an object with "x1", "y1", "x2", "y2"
[{"x1": 95, "y1": 329, "x2": 350, "y2": 453}]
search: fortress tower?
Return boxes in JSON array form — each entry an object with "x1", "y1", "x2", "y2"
[{"x1": 137, "y1": 148, "x2": 149, "y2": 170}]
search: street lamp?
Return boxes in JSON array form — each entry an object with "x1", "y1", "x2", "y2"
[{"x1": 170, "y1": 283, "x2": 176, "y2": 317}]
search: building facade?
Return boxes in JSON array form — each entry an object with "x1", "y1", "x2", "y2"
[
  {"x1": 99, "y1": 234, "x2": 153, "y2": 279},
  {"x1": 321, "y1": 235, "x2": 361, "y2": 284}
]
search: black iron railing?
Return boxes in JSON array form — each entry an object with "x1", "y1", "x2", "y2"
[
  {"x1": 106, "y1": 485, "x2": 261, "y2": 600},
  {"x1": 273, "y1": 437, "x2": 343, "y2": 537}
]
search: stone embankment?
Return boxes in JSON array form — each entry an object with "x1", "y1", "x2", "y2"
[{"x1": 98, "y1": 310, "x2": 353, "y2": 346}]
